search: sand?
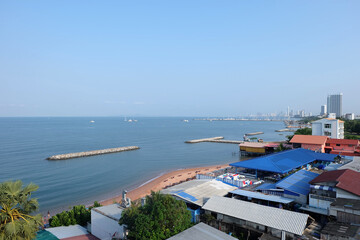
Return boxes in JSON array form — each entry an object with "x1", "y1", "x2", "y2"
[{"x1": 100, "y1": 163, "x2": 230, "y2": 205}]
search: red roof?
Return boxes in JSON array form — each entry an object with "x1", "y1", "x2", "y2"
[
  {"x1": 310, "y1": 169, "x2": 360, "y2": 196},
  {"x1": 326, "y1": 138, "x2": 360, "y2": 145},
  {"x1": 290, "y1": 135, "x2": 328, "y2": 145}
]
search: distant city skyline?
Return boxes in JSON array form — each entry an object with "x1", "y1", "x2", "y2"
[{"x1": 1, "y1": 1, "x2": 359, "y2": 117}]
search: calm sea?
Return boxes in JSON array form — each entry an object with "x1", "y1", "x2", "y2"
[{"x1": 0, "y1": 117, "x2": 288, "y2": 213}]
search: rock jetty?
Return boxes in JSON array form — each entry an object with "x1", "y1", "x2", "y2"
[{"x1": 47, "y1": 146, "x2": 140, "y2": 160}]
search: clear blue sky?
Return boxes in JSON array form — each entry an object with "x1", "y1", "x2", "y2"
[{"x1": 1, "y1": 1, "x2": 359, "y2": 117}]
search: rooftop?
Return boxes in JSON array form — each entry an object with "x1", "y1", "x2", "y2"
[
  {"x1": 230, "y1": 148, "x2": 336, "y2": 174},
  {"x1": 45, "y1": 225, "x2": 98, "y2": 240},
  {"x1": 168, "y1": 222, "x2": 237, "y2": 240},
  {"x1": 91, "y1": 203, "x2": 123, "y2": 221},
  {"x1": 161, "y1": 179, "x2": 237, "y2": 206},
  {"x1": 276, "y1": 170, "x2": 319, "y2": 195},
  {"x1": 230, "y1": 189, "x2": 294, "y2": 204},
  {"x1": 321, "y1": 222, "x2": 360, "y2": 239},
  {"x1": 327, "y1": 138, "x2": 360, "y2": 145},
  {"x1": 290, "y1": 135, "x2": 328, "y2": 145},
  {"x1": 331, "y1": 198, "x2": 360, "y2": 210},
  {"x1": 339, "y1": 156, "x2": 360, "y2": 172},
  {"x1": 310, "y1": 169, "x2": 360, "y2": 196},
  {"x1": 202, "y1": 196, "x2": 309, "y2": 236}
]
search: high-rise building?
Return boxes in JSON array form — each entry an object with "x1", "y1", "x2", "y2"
[
  {"x1": 327, "y1": 93, "x2": 343, "y2": 118},
  {"x1": 320, "y1": 105, "x2": 327, "y2": 116}
]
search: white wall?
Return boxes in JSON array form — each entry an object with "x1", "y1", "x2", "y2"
[
  {"x1": 336, "y1": 189, "x2": 360, "y2": 200},
  {"x1": 91, "y1": 210, "x2": 124, "y2": 240}
]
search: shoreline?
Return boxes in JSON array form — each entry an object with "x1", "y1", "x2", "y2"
[{"x1": 100, "y1": 163, "x2": 231, "y2": 206}]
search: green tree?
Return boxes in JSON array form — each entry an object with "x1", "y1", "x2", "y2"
[
  {"x1": 119, "y1": 191, "x2": 192, "y2": 240},
  {"x1": 0, "y1": 180, "x2": 42, "y2": 240},
  {"x1": 294, "y1": 128, "x2": 312, "y2": 135}
]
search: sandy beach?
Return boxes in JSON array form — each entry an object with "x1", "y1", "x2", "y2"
[{"x1": 100, "y1": 163, "x2": 231, "y2": 205}]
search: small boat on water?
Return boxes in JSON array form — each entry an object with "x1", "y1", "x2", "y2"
[
  {"x1": 90, "y1": 120, "x2": 95, "y2": 123},
  {"x1": 183, "y1": 119, "x2": 189, "y2": 122}
]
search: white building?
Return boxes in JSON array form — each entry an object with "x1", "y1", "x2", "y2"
[
  {"x1": 320, "y1": 105, "x2": 327, "y2": 116},
  {"x1": 91, "y1": 204, "x2": 125, "y2": 240},
  {"x1": 312, "y1": 118, "x2": 344, "y2": 139},
  {"x1": 327, "y1": 93, "x2": 343, "y2": 118},
  {"x1": 345, "y1": 113, "x2": 355, "y2": 120}
]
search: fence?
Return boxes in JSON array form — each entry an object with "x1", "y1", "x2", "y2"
[{"x1": 196, "y1": 174, "x2": 245, "y2": 188}]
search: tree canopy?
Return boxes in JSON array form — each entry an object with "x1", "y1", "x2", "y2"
[
  {"x1": 0, "y1": 180, "x2": 42, "y2": 240},
  {"x1": 119, "y1": 191, "x2": 192, "y2": 240}
]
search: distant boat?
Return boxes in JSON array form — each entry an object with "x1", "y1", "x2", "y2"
[
  {"x1": 128, "y1": 119, "x2": 133, "y2": 122},
  {"x1": 183, "y1": 120, "x2": 189, "y2": 122},
  {"x1": 90, "y1": 120, "x2": 95, "y2": 123}
]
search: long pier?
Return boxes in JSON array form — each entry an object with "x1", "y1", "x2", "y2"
[
  {"x1": 185, "y1": 137, "x2": 243, "y2": 144},
  {"x1": 245, "y1": 132, "x2": 264, "y2": 136},
  {"x1": 47, "y1": 146, "x2": 140, "y2": 160}
]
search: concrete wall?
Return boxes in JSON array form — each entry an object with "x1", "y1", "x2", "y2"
[
  {"x1": 309, "y1": 194, "x2": 333, "y2": 211},
  {"x1": 336, "y1": 189, "x2": 360, "y2": 200},
  {"x1": 301, "y1": 143, "x2": 325, "y2": 153},
  {"x1": 91, "y1": 210, "x2": 124, "y2": 240}
]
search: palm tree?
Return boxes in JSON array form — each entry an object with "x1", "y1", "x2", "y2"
[{"x1": 0, "y1": 180, "x2": 42, "y2": 239}]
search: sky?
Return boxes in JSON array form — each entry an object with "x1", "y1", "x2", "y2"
[{"x1": 1, "y1": 1, "x2": 359, "y2": 117}]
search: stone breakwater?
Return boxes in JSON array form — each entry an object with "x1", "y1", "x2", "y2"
[{"x1": 47, "y1": 146, "x2": 140, "y2": 160}]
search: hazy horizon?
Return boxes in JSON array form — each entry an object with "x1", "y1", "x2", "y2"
[{"x1": 1, "y1": 1, "x2": 359, "y2": 117}]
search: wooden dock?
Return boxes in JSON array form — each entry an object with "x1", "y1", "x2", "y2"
[
  {"x1": 47, "y1": 146, "x2": 140, "y2": 160},
  {"x1": 185, "y1": 137, "x2": 243, "y2": 144},
  {"x1": 275, "y1": 129, "x2": 295, "y2": 132}
]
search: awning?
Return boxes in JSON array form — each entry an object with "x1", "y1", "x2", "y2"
[{"x1": 310, "y1": 185, "x2": 335, "y2": 192}]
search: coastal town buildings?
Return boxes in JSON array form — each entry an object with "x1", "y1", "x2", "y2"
[
  {"x1": 312, "y1": 118, "x2": 344, "y2": 139},
  {"x1": 290, "y1": 135, "x2": 328, "y2": 153},
  {"x1": 345, "y1": 113, "x2": 355, "y2": 120},
  {"x1": 202, "y1": 196, "x2": 309, "y2": 239},
  {"x1": 307, "y1": 169, "x2": 360, "y2": 215},
  {"x1": 320, "y1": 105, "x2": 327, "y2": 116},
  {"x1": 327, "y1": 93, "x2": 343, "y2": 118},
  {"x1": 325, "y1": 139, "x2": 360, "y2": 156},
  {"x1": 91, "y1": 204, "x2": 125, "y2": 240},
  {"x1": 168, "y1": 222, "x2": 237, "y2": 240}
]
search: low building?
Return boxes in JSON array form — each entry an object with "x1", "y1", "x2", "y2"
[
  {"x1": 290, "y1": 135, "x2": 328, "y2": 153},
  {"x1": 312, "y1": 118, "x2": 344, "y2": 139},
  {"x1": 239, "y1": 142, "x2": 279, "y2": 156},
  {"x1": 37, "y1": 225, "x2": 99, "y2": 240},
  {"x1": 321, "y1": 222, "x2": 360, "y2": 240},
  {"x1": 339, "y1": 156, "x2": 360, "y2": 172},
  {"x1": 91, "y1": 204, "x2": 124, "y2": 240},
  {"x1": 325, "y1": 139, "x2": 360, "y2": 156},
  {"x1": 202, "y1": 196, "x2": 309, "y2": 239},
  {"x1": 330, "y1": 198, "x2": 360, "y2": 224},
  {"x1": 161, "y1": 179, "x2": 237, "y2": 222},
  {"x1": 167, "y1": 222, "x2": 237, "y2": 240},
  {"x1": 230, "y1": 148, "x2": 336, "y2": 179},
  {"x1": 307, "y1": 169, "x2": 360, "y2": 215}
]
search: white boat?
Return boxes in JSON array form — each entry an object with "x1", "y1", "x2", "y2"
[
  {"x1": 90, "y1": 120, "x2": 95, "y2": 123},
  {"x1": 183, "y1": 119, "x2": 189, "y2": 122}
]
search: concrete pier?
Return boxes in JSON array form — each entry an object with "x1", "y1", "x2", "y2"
[
  {"x1": 47, "y1": 146, "x2": 140, "y2": 160},
  {"x1": 185, "y1": 137, "x2": 224, "y2": 143},
  {"x1": 245, "y1": 132, "x2": 264, "y2": 136},
  {"x1": 185, "y1": 137, "x2": 243, "y2": 144}
]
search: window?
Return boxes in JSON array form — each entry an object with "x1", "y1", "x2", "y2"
[
  {"x1": 324, "y1": 132, "x2": 331, "y2": 136},
  {"x1": 336, "y1": 144, "x2": 340, "y2": 146},
  {"x1": 325, "y1": 124, "x2": 331, "y2": 128},
  {"x1": 325, "y1": 143, "x2": 330, "y2": 146},
  {"x1": 349, "y1": 145, "x2": 354, "y2": 147}
]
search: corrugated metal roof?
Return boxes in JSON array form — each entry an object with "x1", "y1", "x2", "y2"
[
  {"x1": 92, "y1": 204, "x2": 123, "y2": 220},
  {"x1": 202, "y1": 196, "x2": 309, "y2": 236},
  {"x1": 276, "y1": 170, "x2": 319, "y2": 196},
  {"x1": 230, "y1": 149, "x2": 336, "y2": 174},
  {"x1": 46, "y1": 225, "x2": 89, "y2": 239},
  {"x1": 310, "y1": 169, "x2": 360, "y2": 196},
  {"x1": 162, "y1": 179, "x2": 237, "y2": 206},
  {"x1": 255, "y1": 183, "x2": 277, "y2": 191},
  {"x1": 230, "y1": 189, "x2": 294, "y2": 204},
  {"x1": 167, "y1": 222, "x2": 237, "y2": 240},
  {"x1": 290, "y1": 135, "x2": 328, "y2": 145}
]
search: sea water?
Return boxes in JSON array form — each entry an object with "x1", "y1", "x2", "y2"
[{"x1": 0, "y1": 117, "x2": 288, "y2": 213}]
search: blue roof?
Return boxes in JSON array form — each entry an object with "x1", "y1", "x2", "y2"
[
  {"x1": 173, "y1": 190, "x2": 198, "y2": 202},
  {"x1": 255, "y1": 183, "x2": 277, "y2": 191},
  {"x1": 230, "y1": 189, "x2": 294, "y2": 204},
  {"x1": 276, "y1": 170, "x2": 319, "y2": 196},
  {"x1": 230, "y1": 148, "x2": 336, "y2": 174}
]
